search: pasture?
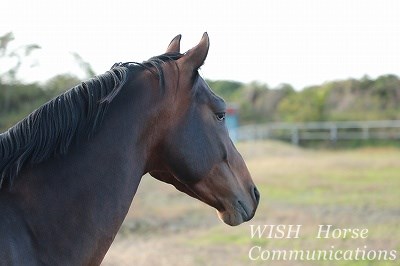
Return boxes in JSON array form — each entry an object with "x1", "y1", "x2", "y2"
[{"x1": 103, "y1": 141, "x2": 400, "y2": 266}]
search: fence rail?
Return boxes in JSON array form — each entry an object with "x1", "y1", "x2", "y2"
[{"x1": 236, "y1": 120, "x2": 400, "y2": 145}]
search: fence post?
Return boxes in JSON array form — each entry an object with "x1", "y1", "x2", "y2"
[
  {"x1": 362, "y1": 126, "x2": 369, "y2": 140},
  {"x1": 330, "y1": 125, "x2": 337, "y2": 144},
  {"x1": 291, "y1": 127, "x2": 299, "y2": 146}
]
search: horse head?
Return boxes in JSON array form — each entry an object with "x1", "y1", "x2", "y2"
[{"x1": 148, "y1": 33, "x2": 259, "y2": 226}]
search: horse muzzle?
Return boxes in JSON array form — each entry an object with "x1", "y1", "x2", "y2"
[{"x1": 217, "y1": 185, "x2": 260, "y2": 226}]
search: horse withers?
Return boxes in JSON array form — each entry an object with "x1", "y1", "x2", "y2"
[{"x1": 0, "y1": 33, "x2": 259, "y2": 265}]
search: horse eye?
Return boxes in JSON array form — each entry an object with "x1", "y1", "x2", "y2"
[{"x1": 215, "y1": 112, "x2": 226, "y2": 121}]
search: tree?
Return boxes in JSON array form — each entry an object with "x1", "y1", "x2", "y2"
[
  {"x1": 0, "y1": 32, "x2": 41, "y2": 113},
  {"x1": 277, "y1": 86, "x2": 329, "y2": 122},
  {"x1": 71, "y1": 52, "x2": 96, "y2": 78},
  {"x1": 44, "y1": 73, "x2": 81, "y2": 95},
  {"x1": 206, "y1": 80, "x2": 243, "y2": 102},
  {"x1": 0, "y1": 32, "x2": 41, "y2": 83}
]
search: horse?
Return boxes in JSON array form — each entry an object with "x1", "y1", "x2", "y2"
[{"x1": 0, "y1": 33, "x2": 259, "y2": 265}]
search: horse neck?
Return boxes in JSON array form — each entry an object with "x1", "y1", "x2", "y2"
[{"x1": 9, "y1": 75, "x2": 157, "y2": 264}]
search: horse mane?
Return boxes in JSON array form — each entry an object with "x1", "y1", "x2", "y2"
[{"x1": 0, "y1": 52, "x2": 183, "y2": 188}]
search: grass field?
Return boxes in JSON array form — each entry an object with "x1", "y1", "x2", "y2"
[{"x1": 102, "y1": 141, "x2": 400, "y2": 266}]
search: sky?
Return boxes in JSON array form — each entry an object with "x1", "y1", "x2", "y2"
[{"x1": 1, "y1": 0, "x2": 400, "y2": 90}]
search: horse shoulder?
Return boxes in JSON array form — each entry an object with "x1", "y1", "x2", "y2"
[{"x1": 0, "y1": 196, "x2": 39, "y2": 265}]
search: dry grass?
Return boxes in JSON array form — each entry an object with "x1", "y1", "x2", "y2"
[{"x1": 102, "y1": 141, "x2": 400, "y2": 266}]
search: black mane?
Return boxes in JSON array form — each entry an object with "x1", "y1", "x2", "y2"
[{"x1": 0, "y1": 52, "x2": 183, "y2": 188}]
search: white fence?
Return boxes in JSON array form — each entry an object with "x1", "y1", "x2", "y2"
[{"x1": 236, "y1": 120, "x2": 400, "y2": 145}]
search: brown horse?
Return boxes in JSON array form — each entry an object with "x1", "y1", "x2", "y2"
[{"x1": 0, "y1": 33, "x2": 259, "y2": 265}]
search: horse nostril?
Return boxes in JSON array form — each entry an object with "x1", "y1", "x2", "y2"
[{"x1": 252, "y1": 186, "x2": 260, "y2": 204}]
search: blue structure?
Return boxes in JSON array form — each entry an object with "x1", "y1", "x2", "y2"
[{"x1": 226, "y1": 105, "x2": 239, "y2": 142}]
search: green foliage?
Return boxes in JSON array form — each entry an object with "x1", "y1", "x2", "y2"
[
  {"x1": 4, "y1": 74, "x2": 400, "y2": 132},
  {"x1": 0, "y1": 32, "x2": 15, "y2": 55},
  {"x1": 0, "y1": 73, "x2": 81, "y2": 131},
  {"x1": 209, "y1": 74, "x2": 400, "y2": 124},
  {"x1": 0, "y1": 32, "x2": 41, "y2": 83},
  {"x1": 0, "y1": 82, "x2": 47, "y2": 130},
  {"x1": 2, "y1": 32, "x2": 400, "y2": 134},
  {"x1": 277, "y1": 85, "x2": 329, "y2": 122},
  {"x1": 71, "y1": 52, "x2": 96, "y2": 78},
  {"x1": 0, "y1": 32, "x2": 94, "y2": 132},
  {"x1": 206, "y1": 79, "x2": 243, "y2": 102},
  {"x1": 44, "y1": 73, "x2": 80, "y2": 94},
  {"x1": 323, "y1": 75, "x2": 400, "y2": 121}
]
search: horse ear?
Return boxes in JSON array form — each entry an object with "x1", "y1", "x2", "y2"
[
  {"x1": 166, "y1": 34, "x2": 182, "y2": 53},
  {"x1": 182, "y1": 32, "x2": 210, "y2": 70}
]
